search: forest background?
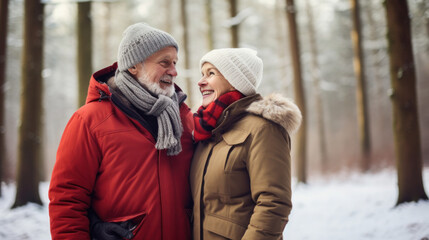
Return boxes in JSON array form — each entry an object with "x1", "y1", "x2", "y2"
[{"x1": 0, "y1": 0, "x2": 428, "y2": 205}]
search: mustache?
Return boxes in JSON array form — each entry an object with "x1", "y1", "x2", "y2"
[{"x1": 160, "y1": 75, "x2": 175, "y2": 82}]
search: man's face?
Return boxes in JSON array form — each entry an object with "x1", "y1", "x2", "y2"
[{"x1": 132, "y1": 46, "x2": 178, "y2": 97}]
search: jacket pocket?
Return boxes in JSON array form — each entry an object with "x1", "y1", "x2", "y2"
[
  {"x1": 222, "y1": 129, "x2": 249, "y2": 146},
  {"x1": 130, "y1": 212, "x2": 147, "y2": 237},
  {"x1": 106, "y1": 211, "x2": 147, "y2": 237},
  {"x1": 221, "y1": 129, "x2": 250, "y2": 173},
  {"x1": 203, "y1": 213, "x2": 247, "y2": 240}
]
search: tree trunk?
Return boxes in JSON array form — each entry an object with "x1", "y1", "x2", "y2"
[
  {"x1": 274, "y1": 0, "x2": 289, "y2": 89},
  {"x1": 163, "y1": 0, "x2": 173, "y2": 34},
  {"x1": 285, "y1": 0, "x2": 307, "y2": 183},
  {"x1": 384, "y1": 0, "x2": 428, "y2": 205},
  {"x1": 12, "y1": 0, "x2": 44, "y2": 208},
  {"x1": 205, "y1": 0, "x2": 214, "y2": 50},
  {"x1": 351, "y1": 0, "x2": 371, "y2": 172},
  {"x1": 101, "y1": 2, "x2": 111, "y2": 67},
  {"x1": 77, "y1": 1, "x2": 93, "y2": 107},
  {"x1": 228, "y1": 0, "x2": 239, "y2": 48},
  {"x1": 180, "y1": 0, "x2": 193, "y2": 108},
  {"x1": 305, "y1": 0, "x2": 328, "y2": 173},
  {"x1": 0, "y1": 0, "x2": 9, "y2": 197},
  {"x1": 365, "y1": 1, "x2": 383, "y2": 96},
  {"x1": 424, "y1": 3, "x2": 429, "y2": 53}
]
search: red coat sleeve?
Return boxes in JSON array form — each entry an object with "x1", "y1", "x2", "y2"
[{"x1": 48, "y1": 112, "x2": 100, "y2": 239}]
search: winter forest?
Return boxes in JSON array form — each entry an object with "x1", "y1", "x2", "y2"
[{"x1": 0, "y1": 0, "x2": 429, "y2": 239}]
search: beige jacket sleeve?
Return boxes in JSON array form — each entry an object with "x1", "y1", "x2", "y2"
[{"x1": 242, "y1": 122, "x2": 292, "y2": 240}]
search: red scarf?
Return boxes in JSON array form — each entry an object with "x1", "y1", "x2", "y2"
[{"x1": 193, "y1": 91, "x2": 244, "y2": 142}]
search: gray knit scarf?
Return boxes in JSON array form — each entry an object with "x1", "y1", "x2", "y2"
[{"x1": 115, "y1": 70, "x2": 183, "y2": 156}]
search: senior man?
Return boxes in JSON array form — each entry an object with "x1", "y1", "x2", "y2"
[{"x1": 49, "y1": 23, "x2": 194, "y2": 240}]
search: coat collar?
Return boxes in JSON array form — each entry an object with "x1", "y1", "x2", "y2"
[
  {"x1": 212, "y1": 94, "x2": 262, "y2": 136},
  {"x1": 87, "y1": 62, "x2": 188, "y2": 105},
  {"x1": 213, "y1": 93, "x2": 302, "y2": 136}
]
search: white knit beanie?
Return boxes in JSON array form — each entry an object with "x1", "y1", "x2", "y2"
[
  {"x1": 200, "y1": 48, "x2": 263, "y2": 96},
  {"x1": 117, "y1": 23, "x2": 178, "y2": 71}
]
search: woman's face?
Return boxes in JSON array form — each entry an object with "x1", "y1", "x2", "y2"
[{"x1": 198, "y1": 63, "x2": 235, "y2": 108}]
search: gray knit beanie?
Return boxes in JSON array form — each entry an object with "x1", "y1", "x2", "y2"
[
  {"x1": 117, "y1": 23, "x2": 179, "y2": 71},
  {"x1": 200, "y1": 48, "x2": 263, "y2": 96}
]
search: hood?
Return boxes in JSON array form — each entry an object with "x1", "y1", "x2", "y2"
[
  {"x1": 85, "y1": 63, "x2": 117, "y2": 104},
  {"x1": 247, "y1": 93, "x2": 302, "y2": 134}
]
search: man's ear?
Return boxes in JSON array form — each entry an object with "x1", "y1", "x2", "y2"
[{"x1": 128, "y1": 65, "x2": 138, "y2": 76}]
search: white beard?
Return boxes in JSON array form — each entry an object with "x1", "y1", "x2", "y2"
[{"x1": 137, "y1": 72, "x2": 175, "y2": 97}]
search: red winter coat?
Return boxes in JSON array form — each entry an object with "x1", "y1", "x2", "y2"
[{"x1": 49, "y1": 63, "x2": 194, "y2": 240}]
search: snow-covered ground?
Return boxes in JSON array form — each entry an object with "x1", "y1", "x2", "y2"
[
  {"x1": 0, "y1": 182, "x2": 50, "y2": 240},
  {"x1": 0, "y1": 168, "x2": 428, "y2": 240},
  {"x1": 284, "y1": 168, "x2": 429, "y2": 240}
]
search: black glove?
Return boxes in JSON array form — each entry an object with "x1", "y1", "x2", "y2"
[{"x1": 88, "y1": 208, "x2": 134, "y2": 240}]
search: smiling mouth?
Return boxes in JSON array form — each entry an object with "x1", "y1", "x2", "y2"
[
  {"x1": 160, "y1": 79, "x2": 172, "y2": 84},
  {"x1": 160, "y1": 75, "x2": 174, "y2": 85},
  {"x1": 201, "y1": 90, "x2": 214, "y2": 96}
]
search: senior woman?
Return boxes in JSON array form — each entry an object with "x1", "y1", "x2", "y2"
[{"x1": 191, "y1": 48, "x2": 302, "y2": 240}]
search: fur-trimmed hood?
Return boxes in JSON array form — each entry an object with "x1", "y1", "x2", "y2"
[{"x1": 247, "y1": 93, "x2": 302, "y2": 134}]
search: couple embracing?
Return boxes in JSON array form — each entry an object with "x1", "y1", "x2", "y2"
[{"x1": 48, "y1": 23, "x2": 301, "y2": 240}]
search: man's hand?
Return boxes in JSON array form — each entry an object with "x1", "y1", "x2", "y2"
[
  {"x1": 92, "y1": 221, "x2": 134, "y2": 240},
  {"x1": 88, "y1": 209, "x2": 134, "y2": 240}
]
